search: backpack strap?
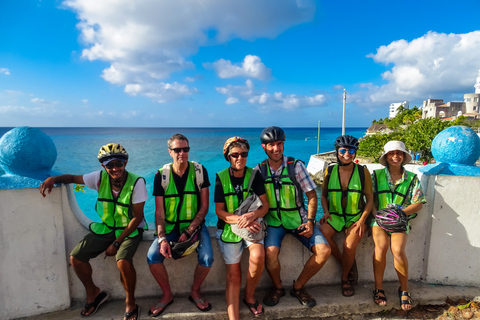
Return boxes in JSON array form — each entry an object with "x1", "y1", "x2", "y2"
[
  {"x1": 286, "y1": 156, "x2": 304, "y2": 201},
  {"x1": 161, "y1": 161, "x2": 204, "y2": 193},
  {"x1": 160, "y1": 163, "x2": 172, "y2": 191}
]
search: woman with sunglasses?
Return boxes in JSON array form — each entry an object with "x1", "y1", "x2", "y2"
[
  {"x1": 214, "y1": 137, "x2": 269, "y2": 320},
  {"x1": 320, "y1": 135, "x2": 373, "y2": 297},
  {"x1": 370, "y1": 141, "x2": 425, "y2": 310}
]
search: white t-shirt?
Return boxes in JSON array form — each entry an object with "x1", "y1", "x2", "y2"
[{"x1": 83, "y1": 170, "x2": 148, "y2": 204}]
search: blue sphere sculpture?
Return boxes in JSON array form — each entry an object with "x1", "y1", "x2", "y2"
[
  {"x1": 0, "y1": 127, "x2": 57, "y2": 176},
  {"x1": 431, "y1": 126, "x2": 480, "y2": 165}
]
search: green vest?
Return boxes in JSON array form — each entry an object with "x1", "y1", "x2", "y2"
[
  {"x1": 217, "y1": 167, "x2": 253, "y2": 243},
  {"x1": 326, "y1": 164, "x2": 364, "y2": 231},
  {"x1": 161, "y1": 162, "x2": 200, "y2": 234},
  {"x1": 374, "y1": 169, "x2": 417, "y2": 218},
  {"x1": 91, "y1": 170, "x2": 144, "y2": 238},
  {"x1": 259, "y1": 158, "x2": 303, "y2": 230}
]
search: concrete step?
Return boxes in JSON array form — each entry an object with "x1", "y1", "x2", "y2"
[{"x1": 19, "y1": 282, "x2": 480, "y2": 320}]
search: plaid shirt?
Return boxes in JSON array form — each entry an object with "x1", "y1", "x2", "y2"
[{"x1": 256, "y1": 156, "x2": 316, "y2": 220}]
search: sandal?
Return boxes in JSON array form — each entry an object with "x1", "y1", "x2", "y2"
[
  {"x1": 290, "y1": 281, "x2": 316, "y2": 308},
  {"x1": 243, "y1": 299, "x2": 264, "y2": 317},
  {"x1": 123, "y1": 305, "x2": 139, "y2": 320},
  {"x1": 348, "y1": 259, "x2": 358, "y2": 284},
  {"x1": 263, "y1": 286, "x2": 286, "y2": 306},
  {"x1": 148, "y1": 300, "x2": 174, "y2": 317},
  {"x1": 398, "y1": 287, "x2": 413, "y2": 311},
  {"x1": 341, "y1": 280, "x2": 354, "y2": 297},
  {"x1": 373, "y1": 288, "x2": 387, "y2": 306},
  {"x1": 80, "y1": 291, "x2": 108, "y2": 317},
  {"x1": 188, "y1": 295, "x2": 212, "y2": 312}
]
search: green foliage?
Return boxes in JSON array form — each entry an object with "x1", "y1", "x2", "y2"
[
  {"x1": 359, "y1": 117, "x2": 453, "y2": 163},
  {"x1": 74, "y1": 184, "x2": 85, "y2": 193}
]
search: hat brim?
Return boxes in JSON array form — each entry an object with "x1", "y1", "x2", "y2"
[{"x1": 379, "y1": 151, "x2": 412, "y2": 166}]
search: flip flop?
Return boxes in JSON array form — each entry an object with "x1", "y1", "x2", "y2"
[
  {"x1": 243, "y1": 299, "x2": 264, "y2": 317},
  {"x1": 188, "y1": 295, "x2": 212, "y2": 312},
  {"x1": 123, "y1": 304, "x2": 139, "y2": 320},
  {"x1": 81, "y1": 291, "x2": 108, "y2": 317},
  {"x1": 148, "y1": 300, "x2": 174, "y2": 317}
]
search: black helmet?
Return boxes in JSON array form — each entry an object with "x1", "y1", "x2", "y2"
[
  {"x1": 334, "y1": 135, "x2": 359, "y2": 150},
  {"x1": 260, "y1": 126, "x2": 286, "y2": 144}
]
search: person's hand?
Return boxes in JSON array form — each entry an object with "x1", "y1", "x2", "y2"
[
  {"x1": 299, "y1": 222, "x2": 313, "y2": 238},
  {"x1": 178, "y1": 232, "x2": 189, "y2": 243},
  {"x1": 320, "y1": 212, "x2": 331, "y2": 225},
  {"x1": 39, "y1": 177, "x2": 56, "y2": 197},
  {"x1": 159, "y1": 240, "x2": 172, "y2": 258},
  {"x1": 352, "y1": 221, "x2": 367, "y2": 238},
  {"x1": 245, "y1": 220, "x2": 261, "y2": 233},
  {"x1": 104, "y1": 244, "x2": 117, "y2": 257},
  {"x1": 237, "y1": 212, "x2": 256, "y2": 228}
]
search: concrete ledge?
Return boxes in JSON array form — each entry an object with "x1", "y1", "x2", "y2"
[{"x1": 19, "y1": 282, "x2": 480, "y2": 320}]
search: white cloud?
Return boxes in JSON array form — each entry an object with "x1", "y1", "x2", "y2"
[
  {"x1": 0, "y1": 68, "x2": 10, "y2": 75},
  {"x1": 208, "y1": 55, "x2": 272, "y2": 80},
  {"x1": 356, "y1": 31, "x2": 480, "y2": 108},
  {"x1": 31, "y1": 97, "x2": 56, "y2": 106},
  {"x1": 124, "y1": 82, "x2": 198, "y2": 103},
  {"x1": 62, "y1": 0, "x2": 315, "y2": 102},
  {"x1": 216, "y1": 79, "x2": 326, "y2": 111}
]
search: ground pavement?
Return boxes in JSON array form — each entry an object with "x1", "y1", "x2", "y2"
[{"x1": 17, "y1": 282, "x2": 480, "y2": 320}]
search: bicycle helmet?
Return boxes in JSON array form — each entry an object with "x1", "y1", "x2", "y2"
[
  {"x1": 334, "y1": 135, "x2": 359, "y2": 150},
  {"x1": 260, "y1": 126, "x2": 286, "y2": 144},
  {"x1": 223, "y1": 136, "x2": 250, "y2": 161},
  {"x1": 375, "y1": 207, "x2": 408, "y2": 233},
  {"x1": 98, "y1": 143, "x2": 129, "y2": 162}
]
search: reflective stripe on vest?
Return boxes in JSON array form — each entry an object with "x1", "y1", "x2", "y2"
[
  {"x1": 217, "y1": 167, "x2": 253, "y2": 243},
  {"x1": 374, "y1": 169, "x2": 416, "y2": 210},
  {"x1": 161, "y1": 161, "x2": 200, "y2": 234},
  {"x1": 327, "y1": 164, "x2": 363, "y2": 231},
  {"x1": 91, "y1": 170, "x2": 143, "y2": 238},
  {"x1": 259, "y1": 159, "x2": 302, "y2": 230}
]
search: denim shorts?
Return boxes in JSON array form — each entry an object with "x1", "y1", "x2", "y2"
[
  {"x1": 147, "y1": 223, "x2": 214, "y2": 267},
  {"x1": 216, "y1": 229, "x2": 264, "y2": 265},
  {"x1": 264, "y1": 224, "x2": 328, "y2": 252}
]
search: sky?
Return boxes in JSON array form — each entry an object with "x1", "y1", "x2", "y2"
[{"x1": 1, "y1": 0, "x2": 480, "y2": 128}]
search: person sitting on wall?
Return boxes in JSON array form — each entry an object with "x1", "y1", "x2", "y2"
[
  {"x1": 371, "y1": 140, "x2": 425, "y2": 311},
  {"x1": 40, "y1": 143, "x2": 147, "y2": 320},
  {"x1": 146, "y1": 133, "x2": 213, "y2": 317},
  {"x1": 257, "y1": 126, "x2": 331, "y2": 308},
  {"x1": 319, "y1": 135, "x2": 373, "y2": 297}
]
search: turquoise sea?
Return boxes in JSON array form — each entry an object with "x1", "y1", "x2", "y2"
[{"x1": 0, "y1": 127, "x2": 368, "y2": 226}]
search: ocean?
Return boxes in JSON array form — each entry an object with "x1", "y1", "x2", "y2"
[{"x1": 0, "y1": 127, "x2": 368, "y2": 226}]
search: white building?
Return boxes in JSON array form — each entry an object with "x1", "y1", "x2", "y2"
[{"x1": 389, "y1": 101, "x2": 409, "y2": 118}]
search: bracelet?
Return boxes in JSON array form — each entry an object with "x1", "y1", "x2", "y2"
[
  {"x1": 157, "y1": 236, "x2": 167, "y2": 244},
  {"x1": 183, "y1": 230, "x2": 192, "y2": 238}
]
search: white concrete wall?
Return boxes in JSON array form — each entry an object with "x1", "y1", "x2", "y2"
[
  {"x1": 425, "y1": 175, "x2": 480, "y2": 286},
  {"x1": 0, "y1": 188, "x2": 70, "y2": 320},
  {"x1": 3, "y1": 173, "x2": 480, "y2": 318}
]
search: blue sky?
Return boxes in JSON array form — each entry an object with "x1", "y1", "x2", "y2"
[{"x1": 1, "y1": 0, "x2": 480, "y2": 128}]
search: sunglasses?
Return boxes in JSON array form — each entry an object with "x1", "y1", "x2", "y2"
[
  {"x1": 229, "y1": 152, "x2": 248, "y2": 158},
  {"x1": 105, "y1": 161, "x2": 125, "y2": 169},
  {"x1": 170, "y1": 147, "x2": 190, "y2": 153},
  {"x1": 339, "y1": 148, "x2": 356, "y2": 155}
]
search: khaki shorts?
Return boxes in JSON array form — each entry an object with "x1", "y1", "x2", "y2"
[{"x1": 70, "y1": 230, "x2": 143, "y2": 263}]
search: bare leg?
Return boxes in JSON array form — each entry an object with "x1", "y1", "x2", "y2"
[
  {"x1": 226, "y1": 263, "x2": 242, "y2": 320},
  {"x1": 372, "y1": 226, "x2": 389, "y2": 306},
  {"x1": 190, "y1": 265, "x2": 211, "y2": 310},
  {"x1": 70, "y1": 256, "x2": 101, "y2": 316},
  {"x1": 391, "y1": 232, "x2": 411, "y2": 311},
  {"x1": 319, "y1": 224, "x2": 341, "y2": 262},
  {"x1": 244, "y1": 243, "x2": 265, "y2": 315},
  {"x1": 294, "y1": 243, "x2": 331, "y2": 289},
  {"x1": 148, "y1": 263, "x2": 173, "y2": 314},
  {"x1": 265, "y1": 246, "x2": 282, "y2": 289},
  {"x1": 117, "y1": 259, "x2": 137, "y2": 319},
  {"x1": 341, "y1": 225, "x2": 361, "y2": 281}
]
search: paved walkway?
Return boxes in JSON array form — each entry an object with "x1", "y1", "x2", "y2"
[{"x1": 19, "y1": 282, "x2": 480, "y2": 320}]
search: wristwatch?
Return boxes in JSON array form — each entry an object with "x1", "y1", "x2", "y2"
[
  {"x1": 113, "y1": 241, "x2": 121, "y2": 248},
  {"x1": 157, "y1": 236, "x2": 167, "y2": 244},
  {"x1": 306, "y1": 218, "x2": 317, "y2": 225}
]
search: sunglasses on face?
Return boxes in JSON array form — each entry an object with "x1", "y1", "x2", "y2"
[
  {"x1": 105, "y1": 161, "x2": 125, "y2": 169},
  {"x1": 339, "y1": 148, "x2": 356, "y2": 155},
  {"x1": 229, "y1": 152, "x2": 248, "y2": 159},
  {"x1": 170, "y1": 147, "x2": 190, "y2": 153}
]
